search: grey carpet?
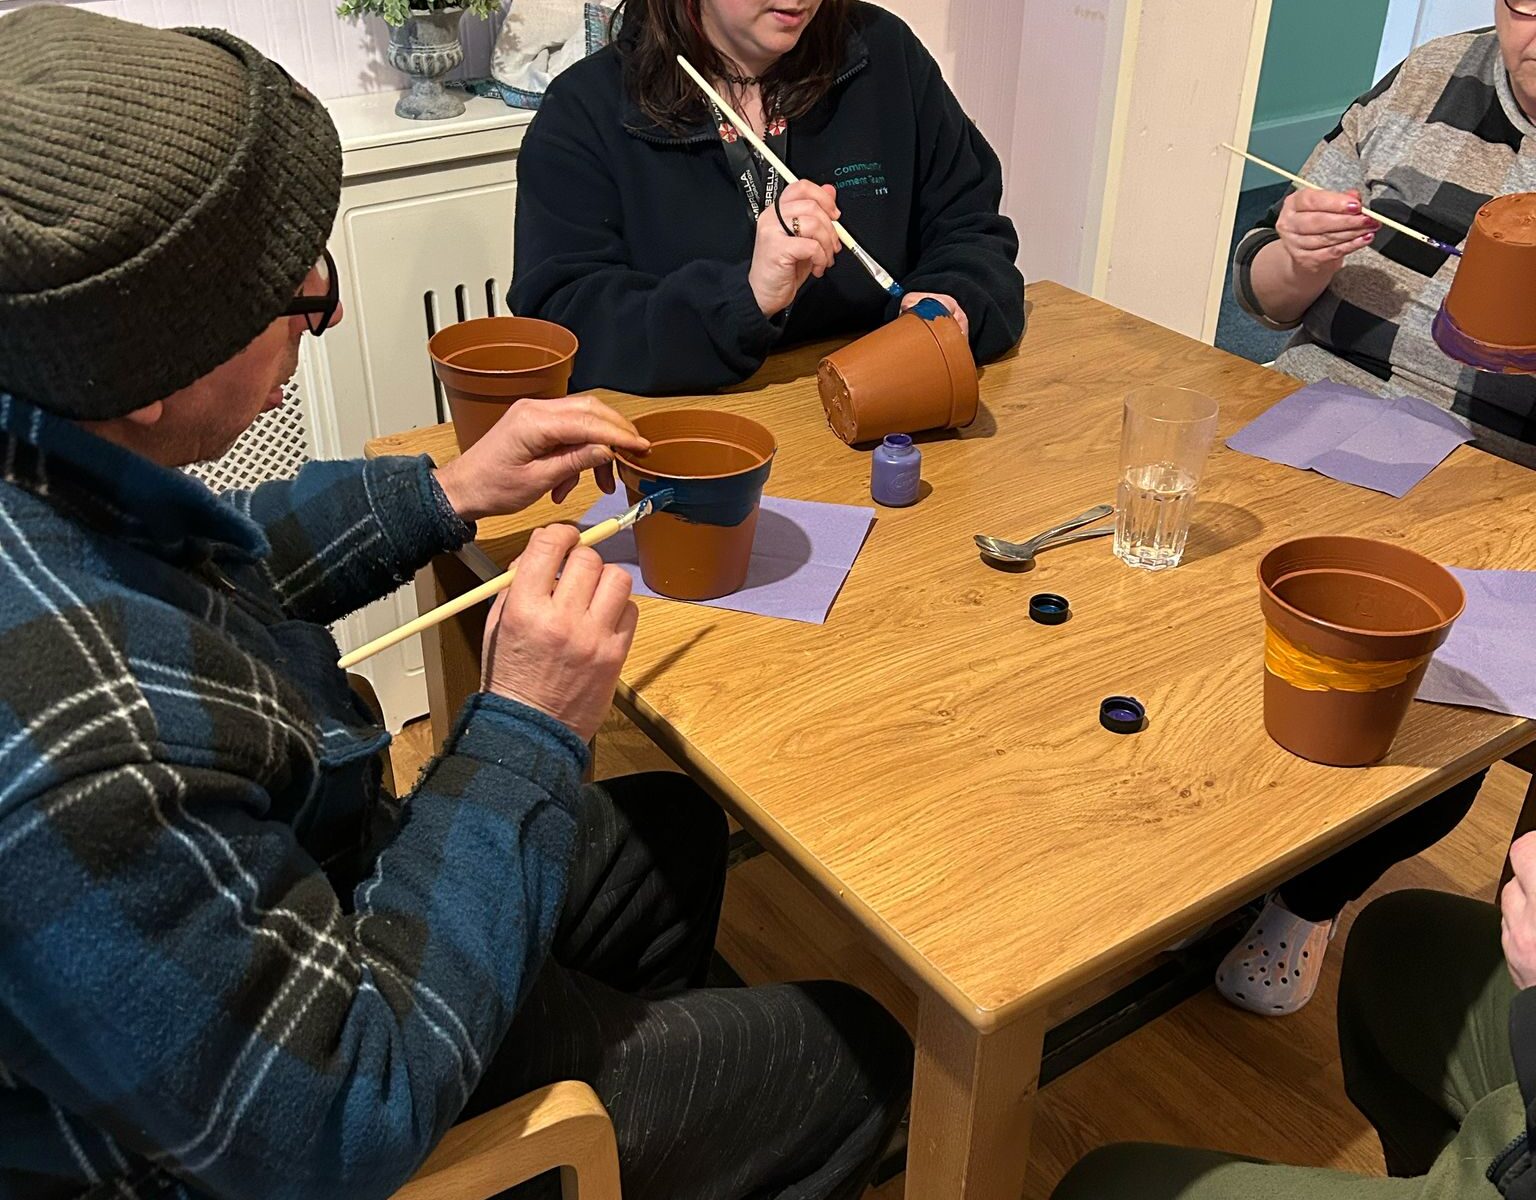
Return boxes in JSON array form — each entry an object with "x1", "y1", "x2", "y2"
[{"x1": 1214, "y1": 183, "x2": 1291, "y2": 365}]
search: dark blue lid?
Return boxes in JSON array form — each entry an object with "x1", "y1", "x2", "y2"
[
  {"x1": 1100, "y1": 696, "x2": 1147, "y2": 735},
  {"x1": 1029, "y1": 593, "x2": 1071, "y2": 625}
]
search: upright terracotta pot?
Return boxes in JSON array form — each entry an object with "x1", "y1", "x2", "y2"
[
  {"x1": 817, "y1": 301, "x2": 978, "y2": 445},
  {"x1": 1258, "y1": 537, "x2": 1465, "y2": 767},
  {"x1": 615, "y1": 410, "x2": 776, "y2": 601},
  {"x1": 1433, "y1": 192, "x2": 1536, "y2": 375},
  {"x1": 428, "y1": 316, "x2": 579, "y2": 454}
]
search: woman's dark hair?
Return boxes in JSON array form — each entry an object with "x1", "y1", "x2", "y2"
[{"x1": 610, "y1": 0, "x2": 855, "y2": 133}]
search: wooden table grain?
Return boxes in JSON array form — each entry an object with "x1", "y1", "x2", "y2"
[{"x1": 368, "y1": 281, "x2": 1536, "y2": 1199}]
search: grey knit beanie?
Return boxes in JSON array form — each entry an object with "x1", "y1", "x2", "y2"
[{"x1": 0, "y1": 5, "x2": 343, "y2": 419}]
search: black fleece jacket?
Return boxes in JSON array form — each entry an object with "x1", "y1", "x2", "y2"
[{"x1": 509, "y1": 3, "x2": 1025, "y2": 395}]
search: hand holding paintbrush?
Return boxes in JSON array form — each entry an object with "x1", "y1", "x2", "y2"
[
  {"x1": 1222, "y1": 144, "x2": 1464, "y2": 258},
  {"x1": 676, "y1": 54, "x2": 904, "y2": 299},
  {"x1": 337, "y1": 489, "x2": 670, "y2": 671}
]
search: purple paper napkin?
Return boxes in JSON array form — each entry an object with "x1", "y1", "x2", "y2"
[
  {"x1": 1227, "y1": 380, "x2": 1471, "y2": 498},
  {"x1": 578, "y1": 491, "x2": 875, "y2": 624},
  {"x1": 1418, "y1": 567, "x2": 1536, "y2": 720}
]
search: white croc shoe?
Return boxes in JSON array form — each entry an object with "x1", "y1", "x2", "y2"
[{"x1": 1215, "y1": 895, "x2": 1337, "y2": 1016}]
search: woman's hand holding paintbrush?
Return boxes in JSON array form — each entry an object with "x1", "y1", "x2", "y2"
[
  {"x1": 746, "y1": 180, "x2": 971, "y2": 336},
  {"x1": 749, "y1": 179, "x2": 844, "y2": 316},
  {"x1": 1248, "y1": 187, "x2": 1381, "y2": 326}
]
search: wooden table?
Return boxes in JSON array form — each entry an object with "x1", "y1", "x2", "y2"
[{"x1": 368, "y1": 281, "x2": 1536, "y2": 1199}]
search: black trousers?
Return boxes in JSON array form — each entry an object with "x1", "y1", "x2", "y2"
[
  {"x1": 463, "y1": 773, "x2": 914, "y2": 1200},
  {"x1": 1279, "y1": 770, "x2": 1487, "y2": 922}
]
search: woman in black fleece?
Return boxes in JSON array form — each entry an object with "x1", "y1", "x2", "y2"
[{"x1": 510, "y1": 0, "x2": 1025, "y2": 394}]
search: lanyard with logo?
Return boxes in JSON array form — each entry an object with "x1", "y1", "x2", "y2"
[{"x1": 710, "y1": 100, "x2": 789, "y2": 223}]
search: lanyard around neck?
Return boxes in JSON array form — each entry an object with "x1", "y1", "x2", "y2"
[{"x1": 710, "y1": 100, "x2": 789, "y2": 223}]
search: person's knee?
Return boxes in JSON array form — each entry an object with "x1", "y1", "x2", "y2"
[
  {"x1": 1339, "y1": 889, "x2": 1502, "y2": 1111},
  {"x1": 1053, "y1": 1144, "x2": 1166, "y2": 1199},
  {"x1": 1054, "y1": 1143, "x2": 1261, "y2": 1199},
  {"x1": 1341, "y1": 890, "x2": 1435, "y2": 1034},
  {"x1": 650, "y1": 772, "x2": 727, "y2": 855},
  {"x1": 597, "y1": 771, "x2": 727, "y2": 868},
  {"x1": 1342, "y1": 889, "x2": 1488, "y2": 1011},
  {"x1": 795, "y1": 980, "x2": 914, "y2": 1110}
]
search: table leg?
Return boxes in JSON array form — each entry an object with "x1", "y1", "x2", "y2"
[
  {"x1": 906, "y1": 995, "x2": 1046, "y2": 1200},
  {"x1": 415, "y1": 552, "x2": 491, "y2": 752}
]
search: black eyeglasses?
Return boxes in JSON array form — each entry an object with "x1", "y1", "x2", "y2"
[
  {"x1": 1508, "y1": 0, "x2": 1536, "y2": 16},
  {"x1": 281, "y1": 248, "x2": 339, "y2": 336}
]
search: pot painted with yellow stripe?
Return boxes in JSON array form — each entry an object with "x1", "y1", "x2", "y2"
[{"x1": 1258, "y1": 536, "x2": 1465, "y2": 766}]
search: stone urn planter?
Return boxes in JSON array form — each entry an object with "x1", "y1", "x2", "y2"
[{"x1": 387, "y1": 6, "x2": 468, "y2": 120}]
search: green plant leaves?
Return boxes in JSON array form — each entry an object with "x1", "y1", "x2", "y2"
[{"x1": 335, "y1": 0, "x2": 502, "y2": 26}]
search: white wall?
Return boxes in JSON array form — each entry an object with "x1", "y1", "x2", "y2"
[
  {"x1": 0, "y1": 0, "x2": 505, "y2": 100},
  {"x1": 1099, "y1": 0, "x2": 1272, "y2": 340},
  {"x1": 881, "y1": 0, "x2": 1128, "y2": 298},
  {"x1": 1377, "y1": 0, "x2": 1496, "y2": 77}
]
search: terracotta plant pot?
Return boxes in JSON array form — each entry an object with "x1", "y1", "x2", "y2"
[
  {"x1": 428, "y1": 316, "x2": 579, "y2": 454},
  {"x1": 1433, "y1": 192, "x2": 1536, "y2": 375},
  {"x1": 614, "y1": 410, "x2": 776, "y2": 601},
  {"x1": 1258, "y1": 537, "x2": 1465, "y2": 767},
  {"x1": 817, "y1": 300, "x2": 978, "y2": 445}
]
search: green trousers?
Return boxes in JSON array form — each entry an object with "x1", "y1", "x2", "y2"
[{"x1": 1053, "y1": 890, "x2": 1526, "y2": 1200}]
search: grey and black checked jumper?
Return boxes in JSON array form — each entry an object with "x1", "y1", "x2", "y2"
[{"x1": 1233, "y1": 29, "x2": 1536, "y2": 467}]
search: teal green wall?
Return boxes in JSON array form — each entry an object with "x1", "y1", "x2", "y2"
[{"x1": 1244, "y1": 0, "x2": 1391, "y2": 186}]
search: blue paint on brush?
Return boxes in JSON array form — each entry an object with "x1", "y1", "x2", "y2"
[{"x1": 632, "y1": 488, "x2": 675, "y2": 521}]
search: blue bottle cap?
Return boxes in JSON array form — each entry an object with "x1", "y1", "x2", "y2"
[
  {"x1": 1029, "y1": 593, "x2": 1070, "y2": 625},
  {"x1": 1100, "y1": 696, "x2": 1146, "y2": 735}
]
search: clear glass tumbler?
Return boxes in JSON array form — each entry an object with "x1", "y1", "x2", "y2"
[{"x1": 1113, "y1": 386, "x2": 1219, "y2": 571}]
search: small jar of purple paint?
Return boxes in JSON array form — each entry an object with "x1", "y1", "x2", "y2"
[{"x1": 871, "y1": 434, "x2": 921, "y2": 507}]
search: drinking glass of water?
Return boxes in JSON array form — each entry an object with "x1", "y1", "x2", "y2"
[{"x1": 1114, "y1": 386, "x2": 1219, "y2": 571}]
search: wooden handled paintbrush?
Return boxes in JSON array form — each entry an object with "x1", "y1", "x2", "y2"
[
  {"x1": 336, "y1": 490, "x2": 672, "y2": 670},
  {"x1": 1221, "y1": 143, "x2": 1463, "y2": 257}
]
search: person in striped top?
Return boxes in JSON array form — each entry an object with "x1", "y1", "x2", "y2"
[
  {"x1": 1213, "y1": 3, "x2": 1536, "y2": 1025},
  {"x1": 1234, "y1": 17, "x2": 1536, "y2": 464}
]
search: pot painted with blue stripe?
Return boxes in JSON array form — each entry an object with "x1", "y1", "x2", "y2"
[{"x1": 615, "y1": 410, "x2": 776, "y2": 600}]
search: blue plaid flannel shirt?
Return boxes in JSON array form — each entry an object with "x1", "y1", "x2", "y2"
[{"x1": 0, "y1": 394, "x2": 588, "y2": 1199}]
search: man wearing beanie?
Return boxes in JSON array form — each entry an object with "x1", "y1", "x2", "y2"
[{"x1": 0, "y1": 8, "x2": 911, "y2": 1200}]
